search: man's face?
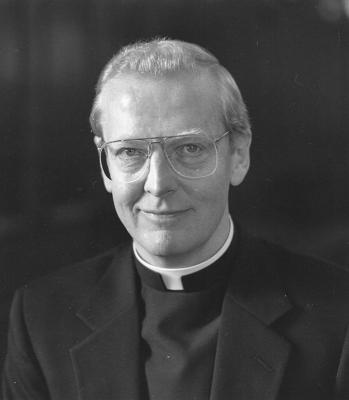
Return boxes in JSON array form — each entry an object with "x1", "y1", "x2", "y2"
[{"x1": 98, "y1": 71, "x2": 249, "y2": 267}]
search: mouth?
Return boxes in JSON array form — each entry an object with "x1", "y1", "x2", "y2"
[
  {"x1": 139, "y1": 209, "x2": 190, "y2": 220},
  {"x1": 141, "y1": 209, "x2": 188, "y2": 215}
]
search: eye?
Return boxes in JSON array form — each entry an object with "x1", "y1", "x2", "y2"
[
  {"x1": 114, "y1": 147, "x2": 147, "y2": 159},
  {"x1": 180, "y1": 143, "x2": 203, "y2": 155},
  {"x1": 122, "y1": 148, "x2": 142, "y2": 157}
]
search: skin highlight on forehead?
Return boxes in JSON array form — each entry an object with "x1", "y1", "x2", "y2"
[{"x1": 119, "y1": 93, "x2": 133, "y2": 109}]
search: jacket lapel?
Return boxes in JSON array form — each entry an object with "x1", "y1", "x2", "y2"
[
  {"x1": 69, "y1": 245, "x2": 145, "y2": 400},
  {"x1": 210, "y1": 233, "x2": 294, "y2": 400}
]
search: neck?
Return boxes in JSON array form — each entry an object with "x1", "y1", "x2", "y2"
[{"x1": 134, "y1": 212, "x2": 232, "y2": 269}]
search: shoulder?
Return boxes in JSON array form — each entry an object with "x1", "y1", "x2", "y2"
[
  {"x1": 18, "y1": 241, "x2": 132, "y2": 313},
  {"x1": 240, "y1": 231, "x2": 349, "y2": 308}
]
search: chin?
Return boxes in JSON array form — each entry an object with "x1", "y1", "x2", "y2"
[{"x1": 138, "y1": 230, "x2": 193, "y2": 258}]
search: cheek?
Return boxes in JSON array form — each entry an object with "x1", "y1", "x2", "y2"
[
  {"x1": 190, "y1": 170, "x2": 231, "y2": 206},
  {"x1": 184, "y1": 184, "x2": 229, "y2": 225},
  {"x1": 110, "y1": 181, "x2": 142, "y2": 219}
]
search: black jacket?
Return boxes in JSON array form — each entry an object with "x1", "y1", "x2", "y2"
[{"x1": 3, "y1": 231, "x2": 349, "y2": 399}]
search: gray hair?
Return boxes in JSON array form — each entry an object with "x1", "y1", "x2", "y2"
[{"x1": 90, "y1": 38, "x2": 251, "y2": 141}]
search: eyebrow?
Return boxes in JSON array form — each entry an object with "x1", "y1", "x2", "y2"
[
  {"x1": 175, "y1": 128, "x2": 203, "y2": 136},
  {"x1": 104, "y1": 128, "x2": 205, "y2": 144}
]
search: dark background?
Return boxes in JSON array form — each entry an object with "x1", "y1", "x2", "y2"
[{"x1": 1, "y1": 0, "x2": 349, "y2": 367}]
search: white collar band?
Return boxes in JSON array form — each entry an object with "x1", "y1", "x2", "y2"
[{"x1": 133, "y1": 215, "x2": 234, "y2": 290}]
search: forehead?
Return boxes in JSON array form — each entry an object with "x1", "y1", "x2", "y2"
[{"x1": 98, "y1": 71, "x2": 223, "y2": 140}]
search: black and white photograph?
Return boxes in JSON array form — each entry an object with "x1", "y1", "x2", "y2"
[{"x1": 1, "y1": 0, "x2": 349, "y2": 399}]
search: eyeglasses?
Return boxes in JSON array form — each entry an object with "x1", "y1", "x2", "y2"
[{"x1": 97, "y1": 130, "x2": 230, "y2": 183}]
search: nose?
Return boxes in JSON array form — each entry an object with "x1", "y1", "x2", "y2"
[{"x1": 143, "y1": 144, "x2": 177, "y2": 196}]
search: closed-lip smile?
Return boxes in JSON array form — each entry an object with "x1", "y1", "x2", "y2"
[{"x1": 141, "y1": 209, "x2": 188, "y2": 215}]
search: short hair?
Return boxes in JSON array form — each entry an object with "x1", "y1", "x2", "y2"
[{"x1": 90, "y1": 38, "x2": 251, "y2": 141}]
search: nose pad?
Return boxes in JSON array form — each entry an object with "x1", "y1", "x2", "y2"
[{"x1": 143, "y1": 144, "x2": 177, "y2": 195}]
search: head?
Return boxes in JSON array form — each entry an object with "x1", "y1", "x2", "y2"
[{"x1": 90, "y1": 38, "x2": 251, "y2": 267}]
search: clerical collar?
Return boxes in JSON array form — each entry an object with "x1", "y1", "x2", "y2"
[{"x1": 133, "y1": 216, "x2": 234, "y2": 291}]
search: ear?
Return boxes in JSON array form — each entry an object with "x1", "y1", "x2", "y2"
[
  {"x1": 229, "y1": 135, "x2": 251, "y2": 186},
  {"x1": 94, "y1": 136, "x2": 112, "y2": 193}
]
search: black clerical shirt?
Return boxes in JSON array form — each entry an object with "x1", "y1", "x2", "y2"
[{"x1": 135, "y1": 245, "x2": 235, "y2": 400}]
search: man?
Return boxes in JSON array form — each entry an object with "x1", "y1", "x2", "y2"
[{"x1": 2, "y1": 39, "x2": 349, "y2": 400}]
